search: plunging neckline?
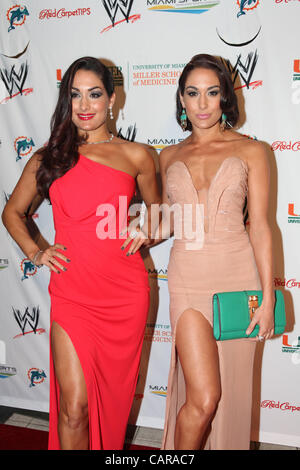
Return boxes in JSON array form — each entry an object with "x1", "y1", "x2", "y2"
[
  {"x1": 166, "y1": 156, "x2": 248, "y2": 234},
  {"x1": 166, "y1": 156, "x2": 248, "y2": 194}
]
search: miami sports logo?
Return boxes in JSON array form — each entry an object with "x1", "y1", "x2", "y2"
[
  {"x1": 27, "y1": 368, "x2": 47, "y2": 388},
  {"x1": 7, "y1": 5, "x2": 29, "y2": 32},
  {"x1": 20, "y1": 258, "x2": 38, "y2": 281},
  {"x1": 237, "y1": 0, "x2": 260, "y2": 18},
  {"x1": 147, "y1": 0, "x2": 220, "y2": 14},
  {"x1": 14, "y1": 136, "x2": 35, "y2": 161}
]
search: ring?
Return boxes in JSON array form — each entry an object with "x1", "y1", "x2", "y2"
[
  {"x1": 130, "y1": 231, "x2": 138, "y2": 239},
  {"x1": 258, "y1": 335, "x2": 265, "y2": 341}
]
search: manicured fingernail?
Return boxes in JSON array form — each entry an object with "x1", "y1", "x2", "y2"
[
  {"x1": 63, "y1": 267, "x2": 67, "y2": 271},
  {"x1": 121, "y1": 247, "x2": 124, "y2": 250},
  {"x1": 67, "y1": 259, "x2": 71, "y2": 262}
]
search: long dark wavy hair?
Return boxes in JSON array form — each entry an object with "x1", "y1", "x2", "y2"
[
  {"x1": 36, "y1": 56, "x2": 114, "y2": 201},
  {"x1": 176, "y1": 54, "x2": 239, "y2": 132}
]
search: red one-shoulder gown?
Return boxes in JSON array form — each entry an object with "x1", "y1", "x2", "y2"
[{"x1": 48, "y1": 154, "x2": 149, "y2": 450}]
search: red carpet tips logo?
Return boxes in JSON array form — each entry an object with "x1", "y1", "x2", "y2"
[
  {"x1": 39, "y1": 7, "x2": 91, "y2": 19},
  {"x1": 261, "y1": 400, "x2": 300, "y2": 412},
  {"x1": 271, "y1": 141, "x2": 300, "y2": 152}
]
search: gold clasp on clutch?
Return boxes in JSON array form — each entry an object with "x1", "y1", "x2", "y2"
[{"x1": 248, "y1": 295, "x2": 259, "y2": 319}]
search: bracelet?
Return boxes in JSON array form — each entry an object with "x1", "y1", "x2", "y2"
[{"x1": 32, "y1": 250, "x2": 43, "y2": 268}]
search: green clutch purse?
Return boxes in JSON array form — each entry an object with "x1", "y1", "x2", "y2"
[{"x1": 213, "y1": 290, "x2": 286, "y2": 341}]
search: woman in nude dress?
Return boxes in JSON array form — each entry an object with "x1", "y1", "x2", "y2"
[{"x1": 159, "y1": 54, "x2": 274, "y2": 450}]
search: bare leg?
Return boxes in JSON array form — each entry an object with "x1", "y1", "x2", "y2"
[
  {"x1": 51, "y1": 321, "x2": 89, "y2": 450},
  {"x1": 174, "y1": 309, "x2": 221, "y2": 450}
]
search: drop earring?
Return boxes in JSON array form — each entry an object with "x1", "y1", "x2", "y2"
[
  {"x1": 109, "y1": 106, "x2": 114, "y2": 120},
  {"x1": 220, "y1": 113, "x2": 227, "y2": 131},
  {"x1": 220, "y1": 113, "x2": 232, "y2": 131},
  {"x1": 180, "y1": 107, "x2": 187, "y2": 131}
]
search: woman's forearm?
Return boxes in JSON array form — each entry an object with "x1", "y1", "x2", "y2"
[
  {"x1": 137, "y1": 202, "x2": 172, "y2": 241},
  {"x1": 249, "y1": 223, "x2": 275, "y2": 305},
  {"x1": 145, "y1": 216, "x2": 174, "y2": 248},
  {"x1": 2, "y1": 209, "x2": 41, "y2": 261},
  {"x1": 150, "y1": 203, "x2": 174, "y2": 242}
]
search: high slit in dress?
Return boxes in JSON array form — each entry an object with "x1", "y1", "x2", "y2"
[
  {"x1": 48, "y1": 154, "x2": 149, "y2": 450},
  {"x1": 162, "y1": 156, "x2": 260, "y2": 450}
]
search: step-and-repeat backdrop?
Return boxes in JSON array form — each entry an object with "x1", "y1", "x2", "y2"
[{"x1": 0, "y1": 0, "x2": 300, "y2": 447}]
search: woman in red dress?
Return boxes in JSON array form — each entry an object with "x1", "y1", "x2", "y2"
[{"x1": 2, "y1": 57, "x2": 161, "y2": 450}]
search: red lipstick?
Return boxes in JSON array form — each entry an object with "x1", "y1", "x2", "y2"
[{"x1": 78, "y1": 114, "x2": 95, "y2": 121}]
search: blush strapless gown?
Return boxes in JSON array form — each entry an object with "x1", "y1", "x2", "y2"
[
  {"x1": 162, "y1": 157, "x2": 260, "y2": 450},
  {"x1": 48, "y1": 154, "x2": 149, "y2": 450}
]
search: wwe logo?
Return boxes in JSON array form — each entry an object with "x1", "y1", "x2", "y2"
[
  {"x1": 12, "y1": 306, "x2": 40, "y2": 335},
  {"x1": 0, "y1": 62, "x2": 28, "y2": 97},
  {"x1": 223, "y1": 51, "x2": 259, "y2": 89},
  {"x1": 3, "y1": 192, "x2": 10, "y2": 204},
  {"x1": 117, "y1": 123, "x2": 137, "y2": 142},
  {"x1": 102, "y1": 0, "x2": 134, "y2": 26}
]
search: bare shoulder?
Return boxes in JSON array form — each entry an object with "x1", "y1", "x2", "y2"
[
  {"x1": 115, "y1": 138, "x2": 155, "y2": 171},
  {"x1": 242, "y1": 140, "x2": 268, "y2": 169},
  {"x1": 159, "y1": 144, "x2": 179, "y2": 173},
  {"x1": 24, "y1": 150, "x2": 43, "y2": 174},
  {"x1": 231, "y1": 133, "x2": 268, "y2": 169}
]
